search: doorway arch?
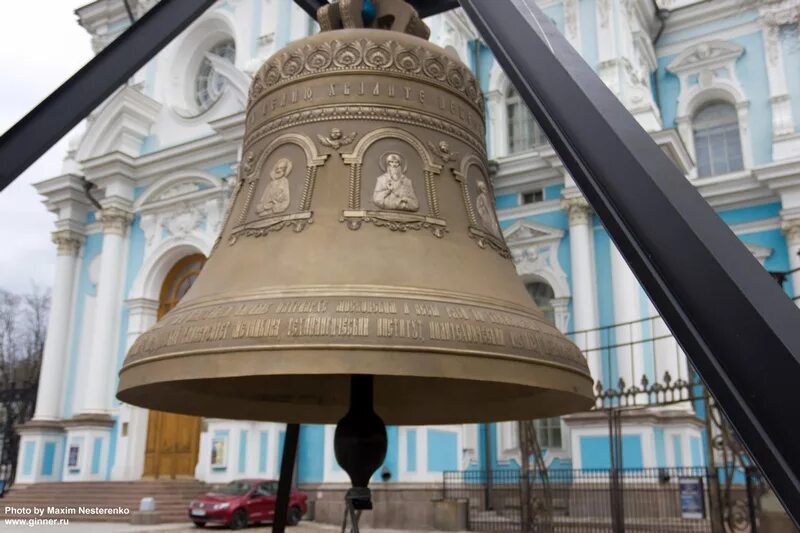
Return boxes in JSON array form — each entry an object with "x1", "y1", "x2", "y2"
[{"x1": 143, "y1": 253, "x2": 206, "y2": 479}]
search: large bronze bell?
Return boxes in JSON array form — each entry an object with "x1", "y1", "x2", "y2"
[{"x1": 116, "y1": 2, "x2": 594, "y2": 427}]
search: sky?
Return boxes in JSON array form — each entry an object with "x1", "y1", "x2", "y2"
[{"x1": 0, "y1": 1, "x2": 93, "y2": 293}]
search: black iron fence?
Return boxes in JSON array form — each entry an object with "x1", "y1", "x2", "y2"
[{"x1": 443, "y1": 467, "x2": 757, "y2": 532}]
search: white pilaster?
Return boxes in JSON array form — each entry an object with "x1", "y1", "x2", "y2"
[
  {"x1": 79, "y1": 207, "x2": 132, "y2": 416},
  {"x1": 610, "y1": 243, "x2": 644, "y2": 389},
  {"x1": 563, "y1": 196, "x2": 601, "y2": 384},
  {"x1": 32, "y1": 230, "x2": 84, "y2": 421},
  {"x1": 781, "y1": 219, "x2": 800, "y2": 301},
  {"x1": 760, "y1": 0, "x2": 800, "y2": 159}
]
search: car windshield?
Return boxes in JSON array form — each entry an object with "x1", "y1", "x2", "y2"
[{"x1": 213, "y1": 481, "x2": 252, "y2": 495}]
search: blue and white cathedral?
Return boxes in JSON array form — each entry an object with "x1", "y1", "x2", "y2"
[{"x1": 16, "y1": 0, "x2": 800, "y2": 492}]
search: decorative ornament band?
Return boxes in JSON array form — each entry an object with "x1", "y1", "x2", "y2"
[{"x1": 248, "y1": 37, "x2": 484, "y2": 115}]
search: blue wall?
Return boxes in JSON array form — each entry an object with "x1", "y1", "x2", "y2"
[
  {"x1": 406, "y1": 429, "x2": 417, "y2": 472},
  {"x1": 733, "y1": 31, "x2": 773, "y2": 165},
  {"x1": 22, "y1": 441, "x2": 35, "y2": 476},
  {"x1": 238, "y1": 430, "x2": 248, "y2": 473},
  {"x1": 258, "y1": 431, "x2": 269, "y2": 474},
  {"x1": 41, "y1": 442, "x2": 56, "y2": 476},
  {"x1": 298, "y1": 425, "x2": 324, "y2": 483},
  {"x1": 782, "y1": 26, "x2": 800, "y2": 133},
  {"x1": 579, "y1": 0, "x2": 599, "y2": 69},
  {"x1": 90, "y1": 437, "x2": 103, "y2": 475},
  {"x1": 579, "y1": 435, "x2": 643, "y2": 469},
  {"x1": 427, "y1": 430, "x2": 458, "y2": 472}
]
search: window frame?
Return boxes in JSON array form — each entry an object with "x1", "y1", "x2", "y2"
[
  {"x1": 506, "y1": 86, "x2": 547, "y2": 155},
  {"x1": 691, "y1": 102, "x2": 744, "y2": 178}
]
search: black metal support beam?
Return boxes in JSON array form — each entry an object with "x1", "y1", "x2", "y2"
[
  {"x1": 294, "y1": 0, "x2": 327, "y2": 19},
  {"x1": 459, "y1": 0, "x2": 800, "y2": 527},
  {"x1": 0, "y1": 0, "x2": 216, "y2": 193},
  {"x1": 273, "y1": 423, "x2": 300, "y2": 533}
]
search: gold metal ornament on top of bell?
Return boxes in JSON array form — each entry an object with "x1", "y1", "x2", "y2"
[{"x1": 116, "y1": 17, "x2": 594, "y2": 425}]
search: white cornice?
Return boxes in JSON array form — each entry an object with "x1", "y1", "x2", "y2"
[
  {"x1": 492, "y1": 149, "x2": 563, "y2": 191},
  {"x1": 209, "y1": 111, "x2": 247, "y2": 143},
  {"x1": 134, "y1": 134, "x2": 238, "y2": 183},
  {"x1": 754, "y1": 158, "x2": 800, "y2": 190},
  {"x1": 693, "y1": 170, "x2": 777, "y2": 209},
  {"x1": 661, "y1": 0, "x2": 757, "y2": 36},
  {"x1": 33, "y1": 174, "x2": 93, "y2": 225},
  {"x1": 730, "y1": 216, "x2": 780, "y2": 235}
]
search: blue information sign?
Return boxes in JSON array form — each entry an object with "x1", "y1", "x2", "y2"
[{"x1": 678, "y1": 476, "x2": 706, "y2": 519}]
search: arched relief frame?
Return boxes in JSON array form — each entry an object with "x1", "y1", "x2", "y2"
[
  {"x1": 229, "y1": 133, "x2": 328, "y2": 244},
  {"x1": 452, "y1": 154, "x2": 512, "y2": 259},
  {"x1": 340, "y1": 127, "x2": 447, "y2": 237}
]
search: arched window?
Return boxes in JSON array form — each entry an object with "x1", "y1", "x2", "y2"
[
  {"x1": 158, "y1": 253, "x2": 207, "y2": 319},
  {"x1": 525, "y1": 280, "x2": 562, "y2": 448},
  {"x1": 526, "y1": 281, "x2": 555, "y2": 325},
  {"x1": 195, "y1": 39, "x2": 236, "y2": 112},
  {"x1": 506, "y1": 87, "x2": 546, "y2": 154},
  {"x1": 692, "y1": 102, "x2": 744, "y2": 177}
]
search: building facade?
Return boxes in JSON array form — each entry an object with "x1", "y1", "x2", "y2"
[{"x1": 15, "y1": 0, "x2": 800, "y2": 486}]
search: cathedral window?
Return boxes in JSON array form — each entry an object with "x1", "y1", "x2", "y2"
[
  {"x1": 506, "y1": 87, "x2": 547, "y2": 154},
  {"x1": 195, "y1": 39, "x2": 236, "y2": 112},
  {"x1": 526, "y1": 281, "x2": 555, "y2": 325},
  {"x1": 692, "y1": 102, "x2": 744, "y2": 178},
  {"x1": 521, "y1": 189, "x2": 544, "y2": 205},
  {"x1": 534, "y1": 417, "x2": 563, "y2": 448}
]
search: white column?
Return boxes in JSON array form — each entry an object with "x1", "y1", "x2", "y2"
[
  {"x1": 760, "y1": 3, "x2": 800, "y2": 159},
  {"x1": 79, "y1": 207, "x2": 132, "y2": 415},
  {"x1": 563, "y1": 197, "x2": 601, "y2": 384},
  {"x1": 32, "y1": 230, "x2": 84, "y2": 421},
  {"x1": 610, "y1": 243, "x2": 644, "y2": 389},
  {"x1": 782, "y1": 219, "x2": 800, "y2": 302}
]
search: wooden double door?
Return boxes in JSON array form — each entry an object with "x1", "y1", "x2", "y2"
[{"x1": 142, "y1": 254, "x2": 205, "y2": 479}]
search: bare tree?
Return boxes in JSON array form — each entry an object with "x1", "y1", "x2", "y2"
[{"x1": 0, "y1": 286, "x2": 50, "y2": 470}]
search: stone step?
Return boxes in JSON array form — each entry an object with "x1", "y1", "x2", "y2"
[{"x1": 0, "y1": 480, "x2": 210, "y2": 523}]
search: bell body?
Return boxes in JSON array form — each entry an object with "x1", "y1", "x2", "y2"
[{"x1": 117, "y1": 29, "x2": 594, "y2": 424}]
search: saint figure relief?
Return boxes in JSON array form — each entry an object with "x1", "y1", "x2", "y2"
[
  {"x1": 476, "y1": 180, "x2": 500, "y2": 236},
  {"x1": 256, "y1": 158, "x2": 292, "y2": 216},
  {"x1": 372, "y1": 153, "x2": 420, "y2": 212}
]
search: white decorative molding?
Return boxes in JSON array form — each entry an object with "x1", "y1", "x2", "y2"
[
  {"x1": 667, "y1": 40, "x2": 752, "y2": 175},
  {"x1": 76, "y1": 86, "x2": 162, "y2": 161},
  {"x1": 667, "y1": 40, "x2": 744, "y2": 76},
  {"x1": 503, "y1": 219, "x2": 571, "y2": 300}
]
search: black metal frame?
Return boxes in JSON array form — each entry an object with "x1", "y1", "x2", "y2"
[
  {"x1": 0, "y1": 0, "x2": 217, "y2": 192},
  {"x1": 458, "y1": 0, "x2": 800, "y2": 527},
  {"x1": 1, "y1": 0, "x2": 799, "y2": 529}
]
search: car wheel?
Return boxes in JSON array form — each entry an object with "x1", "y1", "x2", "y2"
[
  {"x1": 192, "y1": 521, "x2": 205, "y2": 528},
  {"x1": 229, "y1": 509, "x2": 248, "y2": 530},
  {"x1": 287, "y1": 506, "x2": 302, "y2": 526}
]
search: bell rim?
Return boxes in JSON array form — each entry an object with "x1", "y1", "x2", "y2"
[{"x1": 117, "y1": 347, "x2": 594, "y2": 425}]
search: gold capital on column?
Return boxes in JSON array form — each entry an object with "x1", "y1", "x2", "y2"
[
  {"x1": 562, "y1": 197, "x2": 592, "y2": 226},
  {"x1": 100, "y1": 207, "x2": 133, "y2": 236},
  {"x1": 51, "y1": 230, "x2": 85, "y2": 257}
]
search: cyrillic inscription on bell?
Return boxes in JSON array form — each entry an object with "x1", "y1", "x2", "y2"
[{"x1": 117, "y1": 4, "x2": 594, "y2": 426}]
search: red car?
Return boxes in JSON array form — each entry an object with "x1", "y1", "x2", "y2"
[{"x1": 188, "y1": 479, "x2": 307, "y2": 529}]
